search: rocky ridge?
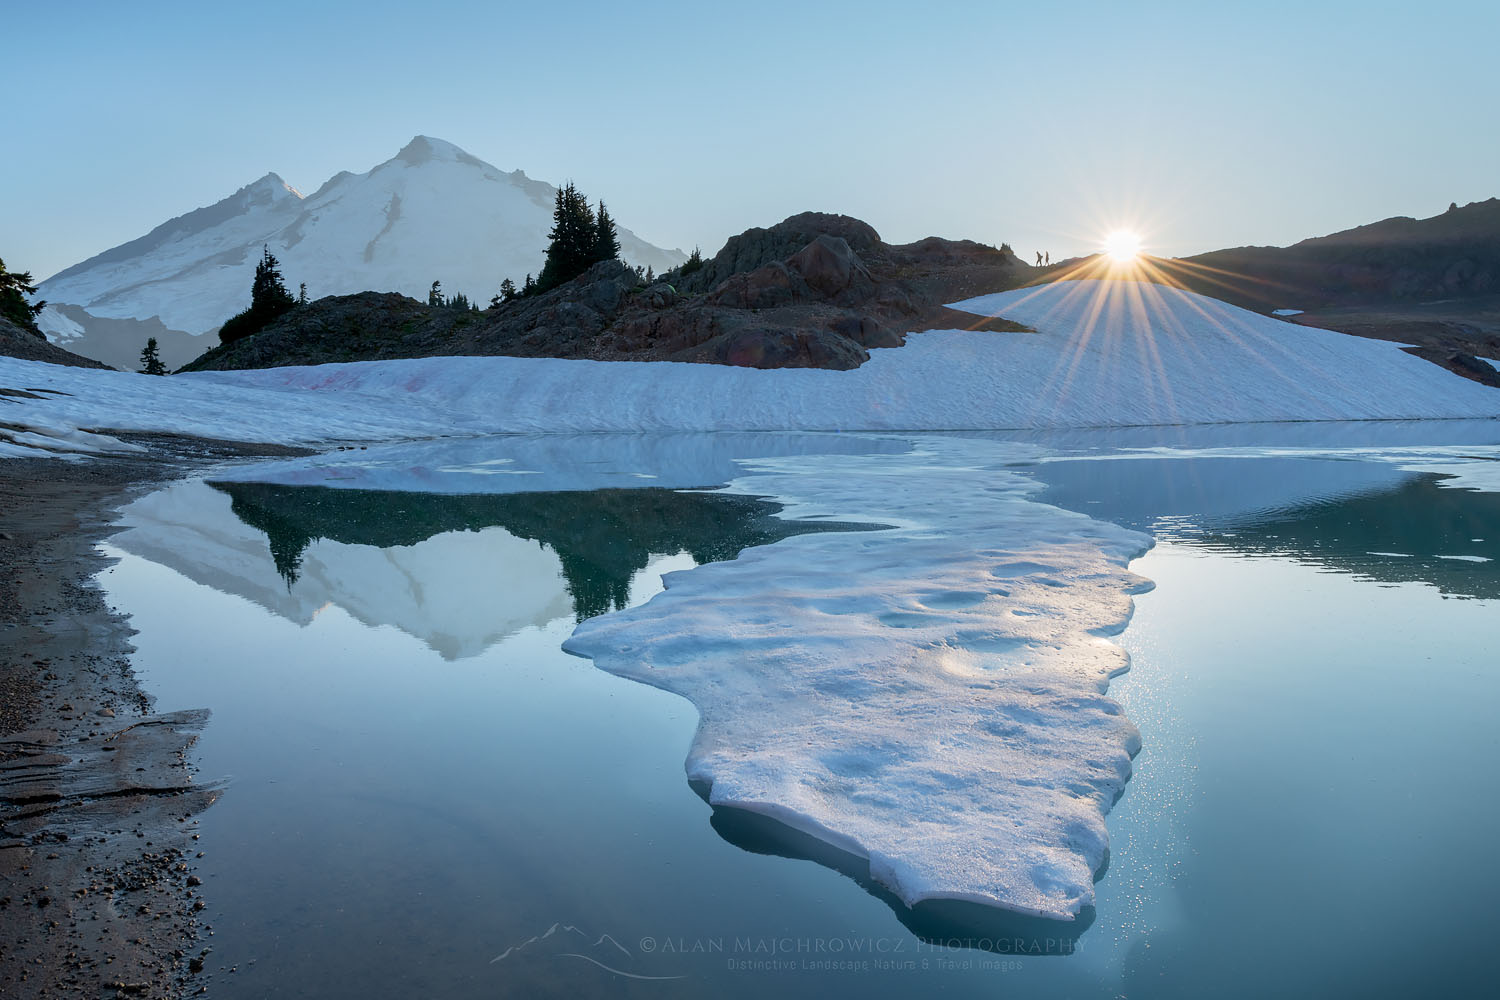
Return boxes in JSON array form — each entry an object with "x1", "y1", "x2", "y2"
[
  {"x1": 0, "y1": 318, "x2": 111, "y2": 370},
  {"x1": 182, "y1": 212, "x2": 1031, "y2": 373}
]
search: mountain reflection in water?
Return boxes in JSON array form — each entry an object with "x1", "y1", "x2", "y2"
[
  {"x1": 1033, "y1": 456, "x2": 1500, "y2": 599},
  {"x1": 212, "y1": 481, "x2": 877, "y2": 621}
]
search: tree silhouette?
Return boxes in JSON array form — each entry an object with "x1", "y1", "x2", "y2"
[
  {"x1": 220, "y1": 246, "x2": 297, "y2": 344},
  {"x1": 594, "y1": 201, "x2": 621, "y2": 262},
  {"x1": 534, "y1": 183, "x2": 625, "y2": 294},
  {"x1": 139, "y1": 337, "x2": 167, "y2": 375},
  {"x1": 0, "y1": 256, "x2": 46, "y2": 336},
  {"x1": 537, "y1": 183, "x2": 596, "y2": 292},
  {"x1": 250, "y1": 246, "x2": 294, "y2": 311}
]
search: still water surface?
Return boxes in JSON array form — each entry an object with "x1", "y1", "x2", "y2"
[{"x1": 99, "y1": 431, "x2": 1499, "y2": 998}]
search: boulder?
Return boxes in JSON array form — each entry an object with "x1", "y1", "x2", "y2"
[
  {"x1": 789, "y1": 235, "x2": 867, "y2": 298},
  {"x1": 638, "y1": 282, "x2": 679, "y2": 310}
]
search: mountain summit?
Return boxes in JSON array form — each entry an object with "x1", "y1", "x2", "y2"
[{"x1": 36, "y1": 137, "x2": 687, "y2": 369}]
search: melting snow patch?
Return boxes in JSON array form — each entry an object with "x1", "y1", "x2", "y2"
[{"x1": 563, "y1": 438, "x2": 1154, "y2": 920}]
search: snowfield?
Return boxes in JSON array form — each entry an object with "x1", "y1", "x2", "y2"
[{"x1": 3, "y1": 279, "x2": 1498, "y2": 458}]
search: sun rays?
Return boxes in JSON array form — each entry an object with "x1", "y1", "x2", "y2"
[
  {"x1": 1102, "y1": 230, "x2": 1144, "y2": 263},
  {"x1": 956, "y1": 232, "x2": 1325, "y2": 428}
]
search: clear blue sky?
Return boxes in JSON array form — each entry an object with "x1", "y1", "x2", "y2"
[{"x1": 5, "y1": 0, "x2": 1497, "y2": 280}]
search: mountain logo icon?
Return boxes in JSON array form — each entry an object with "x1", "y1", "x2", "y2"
[{"x1": 490, "y1": 922, "x2": 687, "y2": 981}]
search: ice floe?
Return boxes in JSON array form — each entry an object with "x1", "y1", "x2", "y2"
[{"x1": 563, "y1": 437, "x2": 1154, "y2": 919}]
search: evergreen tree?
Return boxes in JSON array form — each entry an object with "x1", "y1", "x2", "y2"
[
  {"x1": 500, "y1": 278, "x2": 517, "y2": 302},
  {"x1": 645, "y1": 266, "x2": 654, "y2": 284},
  {"x1": 593, "y1": 201, "x2": 621, "y2": 263},
  {"x1": 522, "y1": 273, "x2": 536, "y2": 296},
  {"x1": 219, "y1": 246, "x2": 297, "y2": 344},
  {"x1": 250, "y1": 246, "x2": 294, "y2": 312},
  {"x1": 139, "y1": 337, "x2": 167, "y2": 375},
  {"x1": 428, "y1": 280, "x2": 443, "y2": 307},
  {"x1": 680, "y1": 246, "x2": 704, "y2": 276},
  {"x1": 489, "y1": 294, "x2": 502, "y2": 310},
  {"x1": 537, "y1": 182, "x2": 599, "y2": 292},
  {"x1": 298, "y1": 282, "x2": 308, "y2": 305},
  {"x1": 0, "y1": 256, "x2": 46, "y2": 337}
]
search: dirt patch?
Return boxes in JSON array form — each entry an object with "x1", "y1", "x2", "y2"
[{"x1": 0, "y1": 436, "x2": 310, "y2": 998}]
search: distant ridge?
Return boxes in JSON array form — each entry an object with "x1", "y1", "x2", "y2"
[
  {"x1": 1174, "y1": 197, "x2": 1500, "y2": 311},
  {"x1": 1019, "y1": 198, "x2": 1500, "y2": 378}
]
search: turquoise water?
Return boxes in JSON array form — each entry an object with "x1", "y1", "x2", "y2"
[{"x1": 98, "y1": 432, "x2": 1500, "y2": 998}]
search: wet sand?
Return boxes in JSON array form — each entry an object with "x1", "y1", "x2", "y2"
[{"x1": 0, "y1": 435, "x2": 309, "y2": 999}]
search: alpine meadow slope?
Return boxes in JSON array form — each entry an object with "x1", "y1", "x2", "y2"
[{"x1": 34, "y1": 137, "x2": 686, "y2": 369}]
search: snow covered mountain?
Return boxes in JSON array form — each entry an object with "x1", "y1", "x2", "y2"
[{"x1": 35, "y1": 136, "x2": 687, "y2": 369}]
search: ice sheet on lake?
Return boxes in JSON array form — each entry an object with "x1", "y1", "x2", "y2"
[
  {"x1": 563, "y1": 437, "x2": 1154, "y2": 920},
  {"x1": 1030, "y1": 439, "x2": 1500, "y2": 497},
  {"x1": 209, "y1": 432, "x2": 910, "y2": 494}
]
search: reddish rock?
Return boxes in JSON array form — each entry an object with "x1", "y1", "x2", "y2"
[{"x1": 789, "y1": 235, "x2": 865, "y2": 297}]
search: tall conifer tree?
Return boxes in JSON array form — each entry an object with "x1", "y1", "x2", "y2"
[
  {"x1": 593, "y1": 202, "x2": 621, "y2": 263},
  {"x1": 0, "y1": 256, "x2": 46, "y2": 336}
]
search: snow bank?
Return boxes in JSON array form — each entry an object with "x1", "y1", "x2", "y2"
[
  {"x1": 0, "y1": 357, "x2": 461, "y2": 457},
  {"x1": 4, "y1": 279, "x2": 1498, "y2": 458},
  {"x1": 563, "y1": 438, "x2": 1154, "y2": 919},
  {"x1": 200, "y1": 281, "x2": 1500, "y2": 431}
]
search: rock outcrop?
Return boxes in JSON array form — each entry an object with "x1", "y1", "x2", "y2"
[
  {"x1": 0, "y1": 317, "x2": 113, "y2": 369},
  {"x1": 184, "y1": 213, "x2": 1032, "y2": 373}
]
